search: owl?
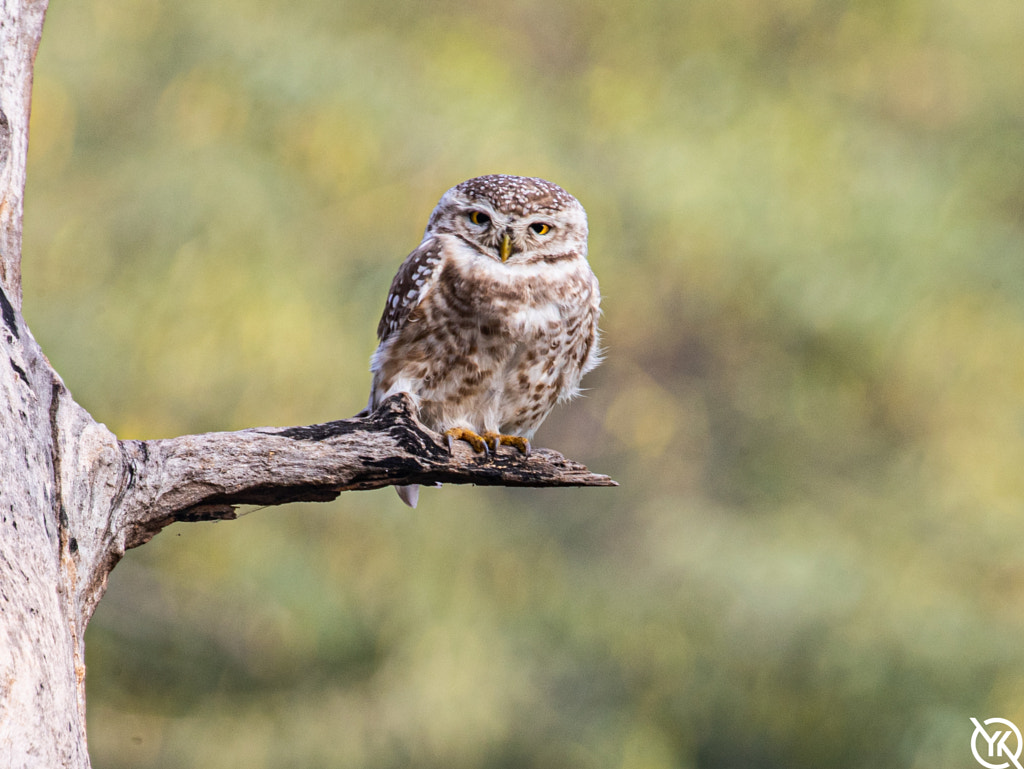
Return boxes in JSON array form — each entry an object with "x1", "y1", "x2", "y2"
[{"x1": 369, "y1": 174, "x2": 602, "y2": 507}]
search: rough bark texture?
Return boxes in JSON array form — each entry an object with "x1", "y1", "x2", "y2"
[
  {"x1": 0, "y1": 2, "x2": 614, "y2": 765},
  {"x1": 0, "y1": 0, "x2": 46, "y2": 307}
]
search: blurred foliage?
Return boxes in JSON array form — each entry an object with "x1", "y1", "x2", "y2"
[{"x1": 21, "y1": 0, "x2": 1024, "y2": 766}]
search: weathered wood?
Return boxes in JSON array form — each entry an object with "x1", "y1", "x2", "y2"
[
  {"x1": 0, "y1": 1, "x2": 615, "y2": 764},
  {"x1": 0, "y1": 2, "x2": 90, "y2": 766},
  {"x1": 108, "y1": 392, "x2": 614, "y2": 573},
  {"x1": 0, "y1": 0, "x2": 47, "y2": 308},
  {"x1": 118, "y1": 393, "x2": 615, "y2": 549}
]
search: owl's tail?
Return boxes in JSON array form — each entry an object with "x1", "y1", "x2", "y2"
[{"x1": 396, "y1": 484, "x2": 420, "y2": 508}]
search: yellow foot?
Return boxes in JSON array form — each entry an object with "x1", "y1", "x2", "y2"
[
  {"x1": 443, "y1": 427, "x2": 489, "y2": 455},
  {"x1": 482, "y1": 431, "x2": 532, "y2": 457},
  {"x1": 442, "y1": 428, "x2": 532, "y2": 457}
]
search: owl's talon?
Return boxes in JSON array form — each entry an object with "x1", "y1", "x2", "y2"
[
  {"x1": 482, "y1": 431, "x2": 531, "y2": 456},
  {"x1": 443, "y1": 427, "x2": 489, "y2": 455},
  {"x1": 504, "y1": 435, "x2": 531, "y2": 456},
  {"x1": 482, "y1": 431, "x2": 500, "y2": 454}
]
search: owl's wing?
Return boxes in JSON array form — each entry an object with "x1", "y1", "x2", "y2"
[{"x1": 376, "y1": 236, "x2": 446, "y2": 343}]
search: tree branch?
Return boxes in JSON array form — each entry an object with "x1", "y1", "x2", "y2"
[{"x1": 116, "y1": 392, "x2": 616, "y2": 549}]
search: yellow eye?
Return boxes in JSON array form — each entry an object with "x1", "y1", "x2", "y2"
[
  {"x1": 530, "y1": 222, "x2": 551, "y2": 235},
  {"x1": 469, "y1": 211, "x2": 491, "y2": 226}
]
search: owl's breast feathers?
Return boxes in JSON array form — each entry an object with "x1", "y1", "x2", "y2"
[{"x1": 370, "y1": 234, "x2": 599, "y2": 435}]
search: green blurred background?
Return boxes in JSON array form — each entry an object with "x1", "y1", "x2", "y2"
[{"x1": 22, "y1": 0, "x2": 1024, "y2": 766}]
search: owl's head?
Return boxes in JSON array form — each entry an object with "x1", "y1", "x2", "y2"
[{"x1": 425, "y1": 175, "x2": 588, "y2": 265}]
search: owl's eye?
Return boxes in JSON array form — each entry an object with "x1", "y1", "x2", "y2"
[
  {"x1": 468, "y1": 210, "x2": 491, "y2": 226},
  {"x1": 529, "y1": 222, "x2": 552, "y2": 235}
]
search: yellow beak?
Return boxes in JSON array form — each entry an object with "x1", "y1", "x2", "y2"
[{"x1": 500, "y1": 233, "x2": 512, "y2": 262}]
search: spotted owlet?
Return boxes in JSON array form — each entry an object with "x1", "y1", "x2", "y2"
[{"x1": 368, "y1": 174, "x2": 602, "y2": 507}]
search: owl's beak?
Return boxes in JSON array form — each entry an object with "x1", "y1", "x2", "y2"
[{"x1": 499, "y1": 232, "x2": 512, "y2": 262}]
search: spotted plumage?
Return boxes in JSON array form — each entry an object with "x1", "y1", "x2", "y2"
[{"x1": 369, "y1": 175, "x2": 602, "y2": 506}]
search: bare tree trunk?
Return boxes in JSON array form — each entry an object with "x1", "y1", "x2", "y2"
[
  {"x1": 0, "y1": 1, "x2": 89, "y2": 765},
  {"x1": 0, "y1": 3, "x2": 614, "y2": 765}
]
